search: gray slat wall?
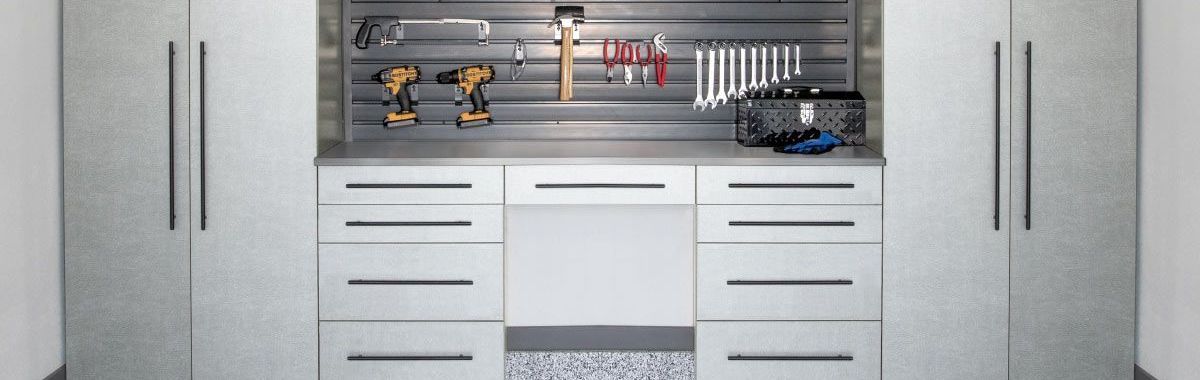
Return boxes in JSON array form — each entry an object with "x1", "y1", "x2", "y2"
[{"x1": 344, "y1": 0, "x2": 858, "y2": 141}]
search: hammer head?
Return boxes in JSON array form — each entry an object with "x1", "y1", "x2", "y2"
[{"x1": 553, "y1": 6, "x2": 585, "y2": 26}]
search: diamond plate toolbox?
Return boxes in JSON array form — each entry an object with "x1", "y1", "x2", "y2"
[{"x1": 736, "y1": 90, "x2": 867, "y2": 147}]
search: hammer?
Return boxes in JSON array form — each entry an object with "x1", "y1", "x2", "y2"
[{"x1": 551, "y1": 6, "x2": 584, "y2": 101}]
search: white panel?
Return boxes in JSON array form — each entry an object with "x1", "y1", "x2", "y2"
[
  {"x1": 319, "y1": 166, "x2": 503, "y2": 205},
  {"x1": 697, "y1": 205, "x2": 881, "y2": 243},
  {"x1": 506, "y1": 205, "x2": 695, "y2": 327},
  {"x1": 696, "y1": 321, "x2": 881, "y2": 380},
  {"x1": 319, "y1": 322, "x2": 504, "y2": 380},
  {"x1": 505, "y1": 165, "x2": 695, "y2": 204},
  {"x1": 319, "y1": 205, "x2": 503, "y2": 243},
  {"x1": 697, "y1": 166, "x2": 882, "y2": 205},
  {"x1": 319, "y1": 244, "x2": 503, "y2": 321},
  {"x1": 697, "y1": 244, "x2": 881, "y2": 321}
]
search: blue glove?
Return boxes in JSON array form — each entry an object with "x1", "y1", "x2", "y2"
[{"x1": 775, "y1": 131, "x2": 844, "y2": 154}]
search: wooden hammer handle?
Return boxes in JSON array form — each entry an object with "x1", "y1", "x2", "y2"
[{"x1": 559, "y1": 27, "x2": 573, "y2": 101}]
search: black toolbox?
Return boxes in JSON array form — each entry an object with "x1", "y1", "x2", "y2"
[{"x1": 736, "y1": 89, "x2": 867, "y2": 147}]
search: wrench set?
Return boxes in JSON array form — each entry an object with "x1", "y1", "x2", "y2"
[{"x1": 692, "y1": 40, "x2": 805, "y2": 111}]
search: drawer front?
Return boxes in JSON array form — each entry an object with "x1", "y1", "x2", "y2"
[
  {"x1": 319, "y1": 244, "x2": 502, "y2": 321},
  {"x1": 319, "y1": 205, "x2": 503, "y2": 243},
  {"x1": 697, "y1": 321, "x2": 881, "y2": 380},
  {"x1": 319, "y1": 166, "x2": 503, "y2": 205},
  {"x1": 697, "y1": 166, "x2": 882, "y2": 205},
  {"x1": 697, "y1": 205, "x2": 882, "y2": 243},
  {"x1": 697, "y1": 244, "x2": 881, "y2": 321},
  {"x1": 505, "y1": 165, "x2": 695, "y2": 204},
  {"x1": 320, "y1": 322, "x2": 503, "y2": 380}
]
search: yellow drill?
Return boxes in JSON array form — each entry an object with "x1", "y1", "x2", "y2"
[
  {"x1": 437, "y1": 65, "x2": 495, "y2": 128},
  {"x1": 372, "y1": 66, "x2": 421, "y2": 128}
]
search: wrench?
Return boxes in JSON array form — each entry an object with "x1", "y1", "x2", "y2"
[
  {"x1": 693, "y1": 44, "x2": 705, "y2": 111},
  {"x1": 715, "y1": 43, "x2": 728, "y2": 105},
  {"x1": 748, "y1": 44, "x2": 759, "y2": 91},
  {"x1": 705, "y1": 43, "x2": 717, "y2": 109},
  {"x1": 794, "y1": 43, "x2": 803, "y2": 76},
  {"x1": 758, "y1": 44, "x2": 769, "y2": 89},
  {"x1": 770, "y1": 43, "x2": 780, "y2": 85},
  {"x1": 726, "y1": 45, "x2": 738, "y2": 98},
  {"x1": 782, "y1": 43, "x2": 792, "y2": 82},
  {"x1": 738, "y1": 44, "x2": 748, "y2": 97}
]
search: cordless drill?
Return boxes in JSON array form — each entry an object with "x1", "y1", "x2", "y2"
[
  {"x1": 372, "y1": 66, "x2": 421, "y2": 128},
  {"x1": 436, "y1": 65, "x2": 495, "y2": 128}
]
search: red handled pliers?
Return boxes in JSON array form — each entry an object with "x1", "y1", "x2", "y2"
[
  {"x1": 652, "y1": 33, "x2": 668, "y2": 88},
  {"x1": 637, "y1": 43, "x2": 652, "y2": 87},
  {"x1": 620, "y1": 42, "x2": 634, "y2": 86},
  {"x1": 603, "y1": 38, "x2": 623, "y2": 83}
]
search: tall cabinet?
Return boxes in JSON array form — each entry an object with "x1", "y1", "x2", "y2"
[
  {"x1": 884, "y1": 0, "x2": 1136, "y2": 379},
  {"x1": 64, "y1": 1, "x2": 317, "y2": 379}
]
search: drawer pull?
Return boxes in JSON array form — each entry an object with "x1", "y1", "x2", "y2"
[
  {"x1": 348, "y1": 280, "x2": 473, "y2": 285},
  {"x1": 728, "y1": 183, "x2": 855, "y2": 189},
  {"x1": 727, "y1": 280, "x2": 853, "y2": 286},
  {"x1": 535, "y1": 183, "x2": 666, "y2": 189},
  {"x1": 346, "y1": 183, "x2": 472, "y2": 189},
  {"x1": 347, "y1": 354, "x2": 472, "y2": 361},
  {"x1": 345, "y1": 221, "x2": 472, "y2": 227},
  {"x1": 728, "y1": 354, "x2": 853, "y2": 361},
  {"x1": 729, "y1": 221, "x2": 855, "y2": 227}
]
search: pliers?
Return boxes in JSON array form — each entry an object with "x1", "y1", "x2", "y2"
[
  {"x1": 636, "y1": 43, "x2": 652, "y2": 87},
  {"x1": 621, "y1": 42, "x2": 634, "y2": 86},
  {"x1": 652, "y1": 33, "x2": 668, "y2": 88},
  {"x1": 603, "y1": 38, "x2": 621, "y2": 83}
]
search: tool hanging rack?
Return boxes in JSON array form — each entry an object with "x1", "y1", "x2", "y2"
[{"x1": 343, "y1": 0, "x2": 858, "y2": 142}]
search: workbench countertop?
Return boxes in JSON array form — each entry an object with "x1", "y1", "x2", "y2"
[{"x1": 315, "y1": 140, "x2": 885, "y2": 166}]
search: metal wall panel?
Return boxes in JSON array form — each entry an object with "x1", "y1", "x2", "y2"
[{"x1": 344, "y1": 0, "x2": 858, "y2": 140}]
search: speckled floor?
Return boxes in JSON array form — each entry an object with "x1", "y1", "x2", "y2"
[{"x1": 506, "y1": 352, "x2": 695, "y2": 380}]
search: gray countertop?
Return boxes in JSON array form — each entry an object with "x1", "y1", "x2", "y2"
[{"x1": 315, "y1": 140, "x2": 885, "y2": 166}]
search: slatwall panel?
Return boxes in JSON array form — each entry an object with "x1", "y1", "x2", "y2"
[{"x1": 344, "y1": 0, "x2": 857, "y2": 141}]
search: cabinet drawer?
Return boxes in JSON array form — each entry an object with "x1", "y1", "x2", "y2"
[
  {"x1": 697, "y1": 205, "x2": 881, "y2": 243},
  {"x1": 319, "y1": 244, "x2": 502, "y2": 321},
  {"x1": 505, "y1": 166, "x2": 695, "y2": 204},
  {"x1": 698, "y1": 166, "x2": 882, "y2": 205},
  {"x1": 319, "y1": 205, "x2": 503, "y2": 243},
  {"x1": 319, "y1": 166, "x2": 503, "y2": 205},
  {"x1": 697, "y1": 244, "x2": 880, "y2": 321},
  {"x1": 696, "y1": 321, "x2": 881, "y2": 380},
  {"x1": 320, "y1": 322, "x2": 503, "y2": 380}
]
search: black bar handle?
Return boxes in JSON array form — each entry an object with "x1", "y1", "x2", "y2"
[
  {"x1": 348, "y1": 280, "x2": 473, "y2": 285},
  {"x1": 536, "y1": 184, "x2": 666, "y2": 189},
  {"x1": 168, "y1": 41, "x2": 176, "y2": 231},
  {"x1": 728, "y1": 355, "x2": 853, "y2": 361},
  {"x1": 729, "y1": 221, "x2": 855, "y2": 227},
  {"x1": 1024, "y1": 41, "x2": 1033, "y2": 231},
  {"x1": 200, "y1": 41, "x2": 208, "y2": 231},
  {"x1": 728, "y1": 280, "x2": 853, "y2": 285},
  {"x1": 347, "y1": 183, "x2": 472, "y2": 189},
  {"x1": 993, "y1": 41, "x2": 1001, "y2": 232},
  {"x1": 348, "y1": 355, "x2": 472, "y2": 361},
  {"x1": 729, "y1": 183, "x2": 855, "y2": 189},
  {"x1": 345, "y1": 221, "x2": 472, "y2": 227}
]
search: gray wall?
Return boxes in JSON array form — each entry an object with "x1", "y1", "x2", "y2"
[
  {"x1": 0, "y1": 0, "x2": 65, "y2": 379},
  {"x1": 1137, "y1": 0, "x2": 1200, "y2": 378}
]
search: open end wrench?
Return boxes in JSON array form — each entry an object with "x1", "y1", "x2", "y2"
[
  {"x1": 758, "y1": 44, "x2": 769, "y2": 89},
  {"x1": 716, "y1": 43, "x2": 728, "y2": 105},
  {"x1": 738, "y1": 44, "x2": 748, "y2": 97},
  {"x1": 693, "y1": 45, "x2": 705, "y2": 111},
  {"x1": 794, "y1": 43, "x2": 803, "y2": 76},
  {"x1": 770, "y1": 43, "x2": 780, "y2": 84},
  {"x1": 704, "y1": 44, "x2": 717, "y2": 110},
  {"x1": 726, "y1": 45, "x2": 737, "y2": 98},
  {"x1": 748, "y1": 44, "x2": 759, "y2": 91},
  {"x1": 782, "y1": 43, "x2": 792, "y2": 82}
]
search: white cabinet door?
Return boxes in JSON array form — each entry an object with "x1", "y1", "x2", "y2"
[
  {"x1": 63, "y1": 1, "x2": 191, "y2": 378},
  {"x1": 189, "y1": 1, "x2": 317, "y2": 378},
  {"x1": 882, "y1": 1, "x2": 1012, "y2": 378},
  {"x1": 1010, "y1": 1, "x2": 1137, "y2": 378}
]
